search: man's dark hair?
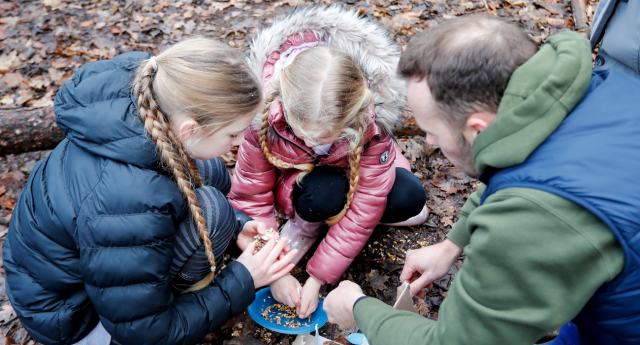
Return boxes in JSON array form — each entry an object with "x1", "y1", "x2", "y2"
[{"x1": 399, "y1": 14, "x2": 538, "y2": 127}]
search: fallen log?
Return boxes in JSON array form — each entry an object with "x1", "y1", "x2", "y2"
[
  {"x1": 0, "y1": 106, "x2": 425, "y2": 155},
  {"x1": 571, "y1": 0, "x2": 590, "y2": 37},
  {"x1": 0, "y1": 106, "x2": 64, "y2": 155}
]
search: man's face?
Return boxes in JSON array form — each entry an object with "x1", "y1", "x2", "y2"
[{"x1": 407, "y1": 77, "x2": 478, "y2": 177}]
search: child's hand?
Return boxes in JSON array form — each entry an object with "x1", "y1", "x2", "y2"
[
  {"x1": 270, "y1": 275, "x2": 302, "y2": 308},
  {"x1": 399, "y1": 238, "x2": 463, "y2": 298},
  {"x1": 237, "y1": 221, "x2": 266, "y2": 251},
  {"x1": 297, "y1": 276, "x2": 322, "y2": 319},
  {"x1": 236, "y1": 235, "x2": 298, "y2": 289}
]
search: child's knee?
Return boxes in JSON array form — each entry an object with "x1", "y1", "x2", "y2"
[
  {"x1": 293, "y1": 166, "x2": 349, "y2": 222},
  {"x1": 389, "y1": 168, "x2": 427, "y2": 214},
  {"x1": 194, "y1": 186, "x2": 234, "y2": 234},
  {"x1": 195, "y1": 158, "x2": 231, "y2": 195}
]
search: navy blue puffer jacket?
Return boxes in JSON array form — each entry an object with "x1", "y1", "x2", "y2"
[{"x1": 3, "y1": 52, "x2": 255, "y2": 345}]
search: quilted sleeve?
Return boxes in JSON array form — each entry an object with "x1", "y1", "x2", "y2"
[
  {"x1": 77, "y1": 162, "x2": 255, "y2": 345},
  {"x1": 229, "y1": 128, "x2": 278, "y2": 230}
]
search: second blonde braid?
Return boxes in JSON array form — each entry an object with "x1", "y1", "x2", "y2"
[
  {"x1": 326, "y1": 124, "x2": 365, "y2": 226},
  {"x1": 134, "y1": 60, "x2": 215, "y2": 292}
]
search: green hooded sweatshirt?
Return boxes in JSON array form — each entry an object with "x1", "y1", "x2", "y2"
[{"x1": 353, "y1": 31, "x2": 624, "y2": 345}]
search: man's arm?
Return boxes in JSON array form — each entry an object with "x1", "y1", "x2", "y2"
[
  {"x1": 446, "y1": 184, "x2": 485, "y2": 249},
  {"x1": 354, "y1": 188, "x2": 624, "y2": 345}
]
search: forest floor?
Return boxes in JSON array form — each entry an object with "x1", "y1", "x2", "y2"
[{"x1": 0, "y1": 0, "x2": 598, "y2": 344}]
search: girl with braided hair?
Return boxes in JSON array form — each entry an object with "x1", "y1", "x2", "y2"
[
  {"x1": 3, "y1": 38, "x2": 298, "y2": 345},
  {"x1": 230, "y1": 6, "x2": 428, "y2": 320}
]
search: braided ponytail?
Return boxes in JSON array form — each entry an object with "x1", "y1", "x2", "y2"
[
  {"x1": 134, "y1": 59, "x2": 216, "y2": 292},
  {"x1": 326, "y1": 90, "x2": 371, "y2": 226},
  {"x1": 259, "y1": 84, "x2": 315, "y2": 182}
]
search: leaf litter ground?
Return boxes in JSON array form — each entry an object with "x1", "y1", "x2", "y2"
[{"x1": 0, "y1": 0, "x2": 599, "y2": 343}]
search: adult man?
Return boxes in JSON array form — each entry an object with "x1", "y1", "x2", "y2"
[{"x1": 323, "y1": 14, "x2": 640, "y2": 345}]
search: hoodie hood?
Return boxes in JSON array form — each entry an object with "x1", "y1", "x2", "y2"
[
  {"x1": 54, "y1": 52, "x2": 159, "y2": 171},
  {"x1": 473, "y1": 31, "x2": 593, "y2": 175},
  {"x1": 248, "y1": 5, "x2": 406, "y2": 134}
]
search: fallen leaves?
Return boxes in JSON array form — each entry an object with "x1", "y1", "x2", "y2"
[
  {"x1": 366, "y1": 269, "x2": 390, "y2": 293},
  {"x1": 0, "y1": 51, "x2": 21, "y2": 73},
  {"x1": 546, "y1": 17, "x2": 566, "y2": 26}
]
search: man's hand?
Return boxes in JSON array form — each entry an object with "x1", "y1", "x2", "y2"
[
  {"x1": 324, "y1": 281, "x2": 365, "y2": 328},
  {"x1": 236, "y1": 221, "x2": 266, "y2": 251},
  {"x1": 270, "y1": 275, "x2": 302, "y2": 308},
  {"x1": 298, "y1": 276, "x2": 322, "y2": 319},
  {"x1": 400, "y1": 238, "x2": 463, "y2": 298}
]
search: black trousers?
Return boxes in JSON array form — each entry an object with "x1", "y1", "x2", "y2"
[{"x1": 293, "y1": 166, "x2": 427, "y2": 223}]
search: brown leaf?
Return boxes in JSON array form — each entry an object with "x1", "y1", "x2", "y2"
[
  {"x1": 366, "y1": 269, "x2": 389, "y2": 292},
  {"x1": 134, "y1": 14, "x2": 152, "y2": 28},
  {"x1": 0, "y1": 186, "x2": 6, "y2": 197},
  {"x1": 417, "y1": 298, "x2": 430, "y2": 317},
  {"x1": 0, "y1": 196, "x2": 15, "y2": 210},
  {"x1": 0, "y1": 73, "x2": 22, "y2": 88},
  {"x1": 15, "y1": 88, "x2": 34, "y2": 105},
  {"x1": 51, "y1": 58, "x2": 70, "y2": 69},
  {"x1": 211, "y1": 1, "x2": 236, "y2": 11},
  {"x1": 0, "y1": 51, "x2": 21, "y2": 73},
  {"x1": 48, "y1": 68, "x2": 70, "y2": 86},
  {"x1": 0, "y1": 95, "x2": 13, "y2": 106},
  {"x1": 546, "y1": 17, "x2": 565, "y2": 26},
  {"x1": 27, "y1": 75, "x2": 51, "y2": 89},
  {"x1": 441, "y1": 216, "x2": 456, "y2": 228},
  {"x1": 27, "y1": 89, "x2": 55, "y2": 108},
  {"x1": 110, "y1": 28, "x2": 121, "y2": 34},
  {"x1": 80, "y1": 19, "x2": 94, "y2": 28}
]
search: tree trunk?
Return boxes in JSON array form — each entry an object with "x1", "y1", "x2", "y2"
[
  {"x1": 571, "y1": 0, "x2": 590, "y2": 37},
  {"x1": 0, "y1": 106, "x2": 64, "y2": 155}
]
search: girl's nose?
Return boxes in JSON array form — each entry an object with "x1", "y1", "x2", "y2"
[{"x1": 233, "y1": 132, "x2": 245, "y2": 146}]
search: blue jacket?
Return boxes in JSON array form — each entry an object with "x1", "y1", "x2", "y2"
[
  {"x1": 591, "y1": 0, "x2": 640, "y2": 78},
  {"x1": 3, "y1": 52, "x2": 255, "y2": 345},
  {"x1": 481, "y1": 70, "x2": 640, "y2": 344}
]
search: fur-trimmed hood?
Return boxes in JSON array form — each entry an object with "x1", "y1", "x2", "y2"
[{"x1": 248, "y1": 5, "x2": 406, "y2": 134}]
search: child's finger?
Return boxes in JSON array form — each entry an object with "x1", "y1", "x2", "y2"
[
  {"x1": 291, "y1": 285, "x2": 301, "y2": 306},
  {"x1": 269, "y1": 263, "x2": 295, "y2": 284},
  {"x1": 285, "y1": 295, "x2": 295, "y2": 308},
  {"x1": 255, "y1": 234, "x2": 280, "y2": 259},
  {"x1": 266, "y1": 236, "x2": 289, "y2": 263},
  {"x1": 240, "y1": 241, "x2": 257, "y2": 258},
  {"x1": 256, "y1": 222, "x2": 266, "y2": 235},
  {"x1": 271, "y1": 249, "x2": 298, "y2": 272}
]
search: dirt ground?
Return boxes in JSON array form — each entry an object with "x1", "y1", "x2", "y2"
[{"x1": 0, "y1": 0, "x2": 599, "y2": 344}]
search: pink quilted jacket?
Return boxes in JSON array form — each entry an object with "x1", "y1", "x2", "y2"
[{"x1": 230, "y1": 8, "x2": 409, "y2": 284}]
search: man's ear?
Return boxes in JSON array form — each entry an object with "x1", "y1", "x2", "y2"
[
  {"x1": 463, "y1": 111, "x2": 496, "y2": 144},
  {"x1": 179, "y1": 118, "x2": 199, "y2": 142}
]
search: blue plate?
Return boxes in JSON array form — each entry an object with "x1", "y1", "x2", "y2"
[{"x1": 247, "y1": 287, "x2": 328, "y2": 335}]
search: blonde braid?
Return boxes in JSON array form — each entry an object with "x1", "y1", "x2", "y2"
[
  {"x1": 259, "y1": 87, "x2": 314, "y2": 180},
  {"x1": 134, "y1": 60, "x2": 215, "y2": 292},
  {"x1": 326, "y1": 124, "x2": 365, "y2": 226}
]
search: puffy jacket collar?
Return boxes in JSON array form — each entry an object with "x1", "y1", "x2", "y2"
[
  {"x1": 249, "y1": 5, "x2": 405, "y2": 134},
  {"x1": 54, "y1": 52, "x2": 160, "y2": 171}
]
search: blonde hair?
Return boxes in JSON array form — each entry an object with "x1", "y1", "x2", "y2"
[
  {"x1": 133, "y1": 38, "x2": 262, "y2": 292},
  {"x1": 260, "y1": 46, "x2": 372, "y2": 226}
]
